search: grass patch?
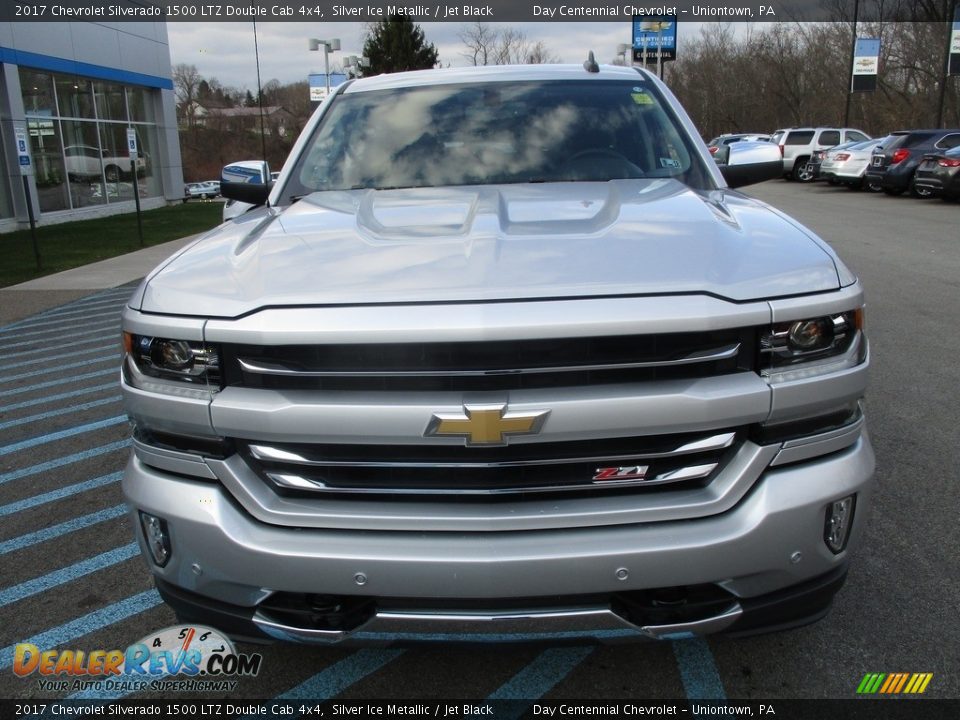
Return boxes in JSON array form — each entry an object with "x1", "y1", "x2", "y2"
[{"x1": 0, "y1": 202, "x2": 223, "y2": 288}]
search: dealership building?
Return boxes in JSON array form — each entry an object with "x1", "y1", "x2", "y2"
[{"x1": 0, "y1": 20, "x2": 183, "y2": 231}]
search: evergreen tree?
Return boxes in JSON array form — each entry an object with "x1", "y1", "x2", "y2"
[
  {"x1": 361, "y1": 13, "x2": 439, "y2": 75},
  {"x1": 244, "y1": 90, "x2": 256, "y2": 107}
]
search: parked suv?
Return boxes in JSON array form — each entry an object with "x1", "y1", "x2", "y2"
[
  {"x1": 864, "y1": 129, "x2": 960, "y2": 197},
  {"x1": 122, "y1": 64, "x2": 873, "y2": 645},
  {"x1": 771, "y1": 127, "x2": 871, "y2": 181}
]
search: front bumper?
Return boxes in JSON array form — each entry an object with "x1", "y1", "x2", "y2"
[{"x1": 123, "y1": 429, "x2": 874, "y2": 644}]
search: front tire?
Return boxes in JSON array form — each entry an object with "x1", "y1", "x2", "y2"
[{"x1": 792, "y1": 157, "x2": 814, "y2": 182}]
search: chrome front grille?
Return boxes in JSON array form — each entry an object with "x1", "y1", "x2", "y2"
[{"x1": 239, "y1": 430, "x2": 741, "y2": 498}]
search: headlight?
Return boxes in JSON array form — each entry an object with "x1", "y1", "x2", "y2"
[
  {"x1": 123, "y1": 332, "x2": 221, "y2": 397},
  {"x1": 760, "y1": 309, "x2": 865, "y2": 383}
]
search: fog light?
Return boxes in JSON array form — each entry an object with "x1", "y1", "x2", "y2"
[
  {"x1": 824, "y1": 495, "x2": 856, "y2": 554},
  {"x1": 139, "y1": 512, "x2": 171, "y2": 567}
]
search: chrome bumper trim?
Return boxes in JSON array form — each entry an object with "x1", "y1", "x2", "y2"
[{"x1": 251, "y1": 603, "x2": 743, "y2": 644}]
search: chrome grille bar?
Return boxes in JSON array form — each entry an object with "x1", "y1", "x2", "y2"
[
  {"x1": 266, "y1": 462, "x2": 719, "y2": 496},
  {"x1": 238, "y1": 343, "x2": 741, "y2": 378},
  {"x1": 248, "y1": 431, "x2": 737, "y2": 469}
]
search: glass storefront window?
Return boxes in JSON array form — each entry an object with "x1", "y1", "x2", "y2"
[
  {"x1": 126, "y1": 87, "x2": 154, "y2": 123},
  {"x1": 27, "y1": 119, "x2": 69, "y2": 213},
  {"x1": 95, "y1": 82, "x2": 127, "y2": 122},
  {"x1": 61, "y1": 120, "x2": 107, "y2": 207},
  {"x1": 55, "y1": 77, "x2": 95, "y2": 119},
  {"x1": 16, "y1": 66, "x2": 166, "y2": 213},
  {"x1": 20, "y1": 69, "x2": 56, "y2": 117}
]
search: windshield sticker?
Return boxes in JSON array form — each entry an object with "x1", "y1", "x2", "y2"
[
  {"x1": 659, "y1": 157, "x2": 681, "y2": 168},
  {"x1": 630, "y1": 91, "x2": 654, "y2": 106}
]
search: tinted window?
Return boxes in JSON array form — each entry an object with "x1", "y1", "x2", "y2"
[
  {"x1": 290, "y1": 80, "x2": 713, "y2": 195},
  {"x1": 785, "y1": 131, "x2": 814, "y2": 145},
  {"x1": 935, "y1": 133, "x2": 960, "y2": 149},
  {"x1": 945, "y1": 145, "x2": 960, "y2": 157},
  {"x1": 883, "y1": 134, "x2": 911, "y2": 151},
  {"x1": 818, "y1": 130, "x2": 841, "y2": 146},
  {"x1": 903, "y1": 132, "x2": 936, "y2": 148},
  {"x1": 846, "y1": 131, "x2": 868, "y2": 142},
  {"x1": 770, "y1": 131, "x2": 786, "y2": 145}
]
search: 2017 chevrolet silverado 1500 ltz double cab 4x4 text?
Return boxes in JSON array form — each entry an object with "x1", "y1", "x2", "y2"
[{"x1": 121, "y1": 62, "x2": 873, "y2": 645}]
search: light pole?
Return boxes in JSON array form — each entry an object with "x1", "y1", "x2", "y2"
[
  {"x1": 308, "y1": 37, "x2": 341, "y2": 97},
  {"x1": 617, "y1": 43, "x2": 631, "y2": 67},
  {"x1": 342, "y1": 55, "x2": 368, "y2": 78}
]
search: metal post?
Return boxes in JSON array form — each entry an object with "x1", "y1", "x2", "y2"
[
  {"x1": 936, "y1": 0, "x2": 958, "y2": 127},
  {"x1": 844, "y1": 0, "x2": 860, "y2": 127},
  {"x1": 324, "y1": 45, "x2": 331, "y2": 95},
  {"x1": 22, "y1": 176, "x2": 41, "y2": 270},
  {"x1": 131, "y1": 160, "x2": 143, "y2": 247}
]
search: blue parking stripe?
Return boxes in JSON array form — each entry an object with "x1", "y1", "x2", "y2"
[
  {"x1": 0, "y1": 395, "x2": 121, "y2": 431},
  {"x1": 0, "y1": 318, "x2": 119, "y2": 344},
  {"x1": 0, "y1": 543, "x2": 140, "y2": 607},
  {"x1": 0, "y1": 343, "x2": 113, "y2": 370},
  {"x1": 0, "y1": 439, "x2": 130, "y2": 486},
  {"x1": 0, "y1": 589, "x2": 162, "y2": 670},
  {"x1": 0, "y1": 332, "x2": 115, "y2": 361},
  {"x1": 0, "y1": 292, "x2": 128, "y2": 333},
  {"x1": 1, "y1": 310, "x2": 120, "y2": 333},
  {"x1": 277, "y1": 649, "x2": 405, "y2": 700},
  {"x1": 0, "y1": 471, "x2": 121, "y2": 516},
  {"x1": 0, "y1": 415, "x2": 126, "y2": 457},
  {"x1": 0, "y1": 324, "x2": 120, "y2": 351},
  {"x1": 0, "y1": 367, "x2": 117, "y2": 398},
  {"x1": 672, "y1": 638, "x2": 726, "y2": 700},
  {"x1": 0, "y1": 354, "x2": 116, "y2": 383},
  {"x1": 0, "y1": 382, "x2": 119, "y2": 413},
  {"x1": 487, "y1": 647, "x2": 594, "y2": 702},
  {"x1": 0, "y1": 505, "x2": 127, "y2": 555}
]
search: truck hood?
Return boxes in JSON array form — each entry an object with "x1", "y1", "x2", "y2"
[{"x1": 139, "y1": 180, "x2": 840, "y2": 318}]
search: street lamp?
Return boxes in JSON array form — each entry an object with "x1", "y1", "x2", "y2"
[
  {"x1": 343, "y1": 55, "x2": 369, "y2": 79},
  {"x1": 617, "y1": 43, "x2": 632, "y2": 67},
  {"x1": 308, "y1": 37, "x2": 341, "y2": 96}
]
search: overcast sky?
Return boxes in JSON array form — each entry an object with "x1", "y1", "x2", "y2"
[{"x1": 166, "y1": 22, "x2": 649, "y2": 90}]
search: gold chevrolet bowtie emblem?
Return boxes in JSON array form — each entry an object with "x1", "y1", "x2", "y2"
[{"x1": 426, "y1": 403, "x2": 549, "y2": 446}]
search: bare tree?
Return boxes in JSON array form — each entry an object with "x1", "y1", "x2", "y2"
[
  {"x1": 459, "y1": 23, "x2": 558, "y2": 65},
  {"x1": 172, "y1": 63, "x2": 202, "y2": 126}
]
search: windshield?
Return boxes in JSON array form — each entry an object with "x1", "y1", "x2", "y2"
[{"x1": 284, "y1": 80, "x2": 713, "y2": 198}]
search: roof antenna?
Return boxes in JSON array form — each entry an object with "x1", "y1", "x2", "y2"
[{"x1": 583, "y1": 51, "x2": 600, "y2": 73}]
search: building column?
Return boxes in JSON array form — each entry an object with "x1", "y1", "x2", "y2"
[{"x1": 0, "y1": 63, "x2": 41, "y2": 225}]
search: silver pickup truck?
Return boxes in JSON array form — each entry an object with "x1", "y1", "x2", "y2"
[{"x1": 121, "y1": 63, "x2": 872, "y2": 644}]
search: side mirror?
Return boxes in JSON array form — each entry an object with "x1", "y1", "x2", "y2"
[
  {"x1": 221, "y1": 160, "x2": 272, "y2": 206},
  {"x1": 718, "y1": 142, "x2": 783, "y2": 189}
]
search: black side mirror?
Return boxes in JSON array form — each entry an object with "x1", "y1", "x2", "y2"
[
  {"x1": 718, "y1": 142, "x2": 783, "y2": 188},
  {"x1": 221, "y1": 161, "x2": 272, "y2": 206}
]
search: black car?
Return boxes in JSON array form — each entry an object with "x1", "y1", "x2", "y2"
[
  {"x1": 864, "y1": 129, "x2": 960, "y2": 197},
  {"x1": 913, "y1": 145, "x2": 960, "y2": 201}
]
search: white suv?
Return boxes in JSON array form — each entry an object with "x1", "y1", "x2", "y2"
[{"x1": 772, "y1": 127, "x2": 871, "y2": 181}]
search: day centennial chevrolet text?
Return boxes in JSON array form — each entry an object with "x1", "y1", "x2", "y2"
[{"x1": 120, "y1": 63, "x2": 873, "y2": 644}]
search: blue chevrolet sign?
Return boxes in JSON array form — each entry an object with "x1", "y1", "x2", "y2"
[{"x1": 632, "y1": 16, "x2": 677, "y2": 61}]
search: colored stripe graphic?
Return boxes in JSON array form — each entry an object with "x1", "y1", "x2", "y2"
[
  {"x1": 0, "y1": 471, "x2": 121, "y2": 516},
  {"x1": 0, "y1": 504, "x2": 128, "y2": 555},
  {"x1": 672, "y1": 638, "x2": 727, "y2": 700},
  {"x1": 0, "y1": 395, "x2": 121, "y2": 431},
  {"x1": 487, "y1": 647, "x2": 594, "y2": 700},
  {"x1": 0, "y1": 589, "x2": 162, "y2": 670},
  {"x1": 277, "y1": 649, "x2": 405, "y2": 700},
  {"x1": 857, "y1": 672, "x2": 933, "y2": 694},
  {"x1": 0, "y1": 415, "x2": 126, "y2": 456},
  {"x1": 0, "y1": 543, "x2": 140, "y2": 607},
  {"x1": 0, "y1": 439, "x2": 130, "y2": 486}
]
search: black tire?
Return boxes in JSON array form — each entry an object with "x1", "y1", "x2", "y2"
[
  {"x1": 792, "y1": 157, "x2": 814, "y2": 182},
  {"x1": 865, "y1": 179, "x2": 883, "y2": 193}
]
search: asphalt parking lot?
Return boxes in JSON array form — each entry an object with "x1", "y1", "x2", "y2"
[{"x1": 0, "y1": 181, "x2": 957, "y2": 706}]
